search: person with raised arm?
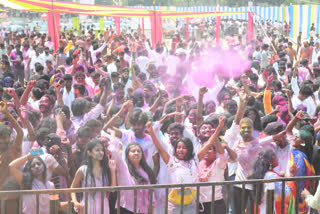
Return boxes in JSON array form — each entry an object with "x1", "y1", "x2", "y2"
[{"x1": 146, "y1": 117, "x2": 225, "y2": 214}]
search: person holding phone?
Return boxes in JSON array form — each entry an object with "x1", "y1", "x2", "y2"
[{"x1": 9, "y1": 151, "x2": 69, "y2": 213}]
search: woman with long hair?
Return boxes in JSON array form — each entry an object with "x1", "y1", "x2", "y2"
[
  {"x1": 146, "y1": 117, "x2": 225, "y2": 214},
  {"x1": 250, "y1": 149, "x2": 297, "y2": 214},
  {"x1": 71, "y1": 139, "x2": 116, "y2": 214},
  {"x1": 286, "y1": 111, "x2": 316, "y2": 213},
  {"x1": 114, "y1": 142, "x2": 156, "y2": 213},
  {"x1": 9, "y1": 153, "x2": 68, "y2": 213}
]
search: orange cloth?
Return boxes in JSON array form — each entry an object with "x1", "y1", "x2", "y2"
[{"x1": 263, "y1": 90, "x2": 272, "y2": 115}]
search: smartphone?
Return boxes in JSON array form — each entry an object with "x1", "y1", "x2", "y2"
[{"x1": 30, "y1": 148, "x2": 44, "y2": 156}]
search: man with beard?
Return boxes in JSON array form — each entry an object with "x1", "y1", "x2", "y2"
[
  {"x1": 109, "y1": 108, "x2": 160, "y2": 175},
  {"x1": 0, "y1": 101, "x2": 23, "y2": 189},
  {"x1": 39, "y1": 94, "x2": 55, "y2": 119}
]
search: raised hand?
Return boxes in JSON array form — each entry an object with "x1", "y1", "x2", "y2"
[
  {"x1": 108, "y1": 159, "x2": 116, "y2": 173},
  {"x1": 145, "y1": 121, "x2": 153, "y2": 134},
  {"x1": 61, "y1": 137, "x2": 71, "y2": 150},
  {"x1": 199, "y1": 86, "x2": 208, "y2": 97},
  {"x1": 218, "y1": 116, "x2": 226, "y2": 128},
  {"x1": 122, "y1": 100, "x2": 133, "y2": 111},
  {"x1": 53, "y1": 80, "x2": 62, "y2": 92},
  {"x1": 27, "y1": 80, "x2": 37, "y2": 90},
  {"x1": 49, "y1": 145, "x2": 62, "y2": 156},
  {"x1": 283, "y1": 88, "x2": 293, "y2": 98},
  {"x1": 238, "y1": 89, "x2": 249, "y2": 103},
  {"x1": 0, "y1": 101, "x2": 7, "y2": 113},
  {"x1": 5, "y1": 88, "x2": 15, "y2": 97},
  {"x1": 267, "y1": 74, "x2": 273, "y2": 84},
  {"x1": 296, "y1": 110, "x2": 304, "y2": 120},
  {"x1": 56, "y1": 109, "x2": 66, "y2": 122},
  {"x1": 110, "y1": 93, "x2": 116, "y2": 100}
]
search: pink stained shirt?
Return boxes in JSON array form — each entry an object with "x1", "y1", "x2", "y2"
[
  {"x1": 232, "y1": 136, "x2": 273, "y2": 190},
  {"x1": 112, "y1": 151, "x2": 155, "y2": 213},
  {"x1": 199, "y1": 153, "x2": 227, "y2": 202}
]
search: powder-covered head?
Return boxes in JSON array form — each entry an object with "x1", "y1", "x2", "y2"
[
  {"x1": 13, "y1": 81, "x2": 22, "y2": 89},
  {"x1": 3, "y1": 76, "x2": 14, "y2": 88},
  {"x1": 264, "y1": 121, "x2": 284, "y2": 135},
  {"x1": 296, "y1": 104, "x2": 307, "y2": 112},
  {"x1": 279, "y1": 105, "x2": 291, "y2": 124},
  {"x1": 271, "y1": 95, "x2": 287, "y2": 107}
]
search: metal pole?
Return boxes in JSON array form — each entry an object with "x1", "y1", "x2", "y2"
[{"x1": 266, "y1": 189, "x2": 274, "y2": 214}]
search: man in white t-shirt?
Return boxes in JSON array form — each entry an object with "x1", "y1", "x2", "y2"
[{"x1": 111, "y1": 108, "x2": 159, "y2": 171}]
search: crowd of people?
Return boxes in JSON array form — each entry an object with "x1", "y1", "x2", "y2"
[{"x1": 1, "y1": 12, "x2": 320, "y2": 214}]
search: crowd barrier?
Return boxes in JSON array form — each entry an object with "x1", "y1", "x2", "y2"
[{"x1": 1, "y1": 176, "x2": 320, "y2": 214}]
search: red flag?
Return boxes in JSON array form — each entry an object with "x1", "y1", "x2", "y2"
[
  {"x1": 47, "y1": 11, "x2": 60, "y2": 52},
  {"x1": 186, "y1": 18, "x2": 189, "y2": 41},
  {"x1": 142, "y1": 18, "x2": 145, "y2": 35},
  {"x1": 248, "y1": 13, "x2": 254, "y2": 42},
  {"x1": 114, "y1": 17, "x2": 120, "y2": 35}
]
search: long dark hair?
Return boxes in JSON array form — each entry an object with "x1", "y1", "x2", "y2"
[
  {"x1": 125, "y1": 143, "x2": 156, "y2": 184},
  {"x1": 83, "y1": 139, "x2": 111, "y2": 187},
  {"x1": 173, "y1": 137, "x2": 194, "y2": 161},
  {"x1": 249, "y1": 149, "x2": 276, "y2": 204},
  {"x1": 298, "y1": 130, "x2": 313, "y2": 162},
  {"x1": 22, "y1": 157, "x2": 47, "y2": 190}
]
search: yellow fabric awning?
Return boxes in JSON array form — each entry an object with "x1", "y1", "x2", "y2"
[{"x1": 0, "y1": 0, "x2": 26, "y2": 10}]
